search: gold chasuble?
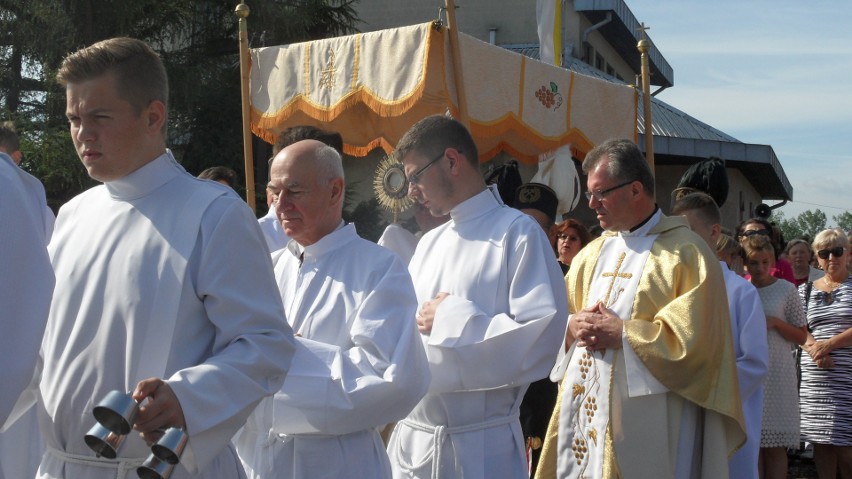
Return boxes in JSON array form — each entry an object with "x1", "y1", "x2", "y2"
[{"x1": 536, "y1": 214, "x2": 745, "y2": 479}]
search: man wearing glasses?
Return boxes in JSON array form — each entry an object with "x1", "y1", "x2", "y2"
[
  {"x1": 387, "y1": 115, "x2": 568, "y2": 479},
  {"x1": 537, "y1": 139, "x2": 745, "y2": 478}
]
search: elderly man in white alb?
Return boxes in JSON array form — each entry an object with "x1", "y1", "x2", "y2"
[
  {"x1": 387, "y1": 115, "x2": 568, "y2": 478},
  {"x1": 536, "y1": 139, "x2": 745, "y2": 479},
  {"x1": 34, "y1": 37, "x2": 295, "y2": 479},
  {"x1": 235, "y1": 139, "x2": 430, "y2": 479}
]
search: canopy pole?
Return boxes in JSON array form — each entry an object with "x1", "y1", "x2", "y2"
[
  {"x1": 637, "y1": 22, "x2": 654, "y2": 177},
  {"x1": 236, "y1": 2, "x2": 256, "y2": 211},
  {"x1": 445, "y1": 0, "x2": 470, "y2": 128}
]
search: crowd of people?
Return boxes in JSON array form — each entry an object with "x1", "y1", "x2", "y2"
[{"x1": 2, "y1": 36, "x2": 852, "y2": 479}]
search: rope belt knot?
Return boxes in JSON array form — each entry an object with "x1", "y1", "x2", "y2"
[{"x1": 395, "y1": 412, "x2": 519, "y2": 479}]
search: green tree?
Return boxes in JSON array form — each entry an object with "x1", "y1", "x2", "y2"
[
  {"x1": 1, "y1": 0, "x2": 359, "y2": 215},
  {"x1": 773, "y1": 211, "x2": 803, "y2": 243},
  {"x1": 797, "y1": 209, "x2": 827, "y2": 240},
  {"x1": 774, "y1": 209, "x2": 827, "y2": 242},
  {"x1": 833, "y1": 211, "x2": 852, "y2": 232}
]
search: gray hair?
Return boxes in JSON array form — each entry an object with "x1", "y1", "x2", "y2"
[
  {"x1": 582, "y1": 139, "x2": 655, "y2": 197},
  {"x1": 314, "y1": 144, "x2": 344, "y2": 184}
]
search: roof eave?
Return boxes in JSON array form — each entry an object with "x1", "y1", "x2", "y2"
[
  {"x1": 574, "y1": 0, "x2": 674, "y2": 88},
  {"x1": 640, "y1": 134, "x2": 793, "y2": 201}
]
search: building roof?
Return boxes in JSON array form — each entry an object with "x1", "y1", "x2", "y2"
[
  {"x1": 502, "y1": 43, "x2": 792, "y2": 201},
  {"x1": 573, "y1": 0, "x2": 674, "y2": 88}
]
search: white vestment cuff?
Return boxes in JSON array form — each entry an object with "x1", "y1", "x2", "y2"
[{"x1": 621, "y1": 330, "x2": 669, "y2": 397}]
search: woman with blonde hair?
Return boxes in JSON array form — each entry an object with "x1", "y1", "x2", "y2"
[
  {"x1": 799, "y1": 228, "x2": 852, "y2": 478},
  {"x1": 717, "y1": 232, "x2": 745, "y2": 276}
]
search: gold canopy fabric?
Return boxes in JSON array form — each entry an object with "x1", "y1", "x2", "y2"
[{"x1": 250, "y1": 22, "x2": 638, "y2": 164}]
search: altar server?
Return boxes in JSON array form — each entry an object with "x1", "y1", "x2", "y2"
[
  {"x1": 388, "y1": 115, "x2": 568, "y2": 478},
  {"x1": 35, "y1": 37, "x2": 295, "y2": 478}
]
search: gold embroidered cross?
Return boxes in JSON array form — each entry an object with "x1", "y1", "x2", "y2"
[
  {"x1": 319, "y1": 47, "x2": 337, "y2": 89},
  {"x1": 601, "y1": 252, "x2": 632, "y2": 306}
]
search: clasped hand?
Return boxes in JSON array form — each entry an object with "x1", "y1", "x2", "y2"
[
  {"x1": 568, "y1": 302, "x2": 623, "y2": 351},
  {"x1": 804, "y1": 340, "x2": 835, "y2": 369},
  {"x1": 416, "y1": 292, "x2": 449, "y2": 334}
]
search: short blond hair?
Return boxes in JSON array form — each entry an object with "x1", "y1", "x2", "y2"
[
  {"x1": 813, "y1": 228, "x2": 850, "y2": 252},
  {"x1": 57, "y1": 37, "x2": 168, "y2": 133}
]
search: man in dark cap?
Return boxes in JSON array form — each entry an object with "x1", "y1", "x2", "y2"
[
  {"x1": 512, "y1": 182, "x2": 559, "y2": 232},
  {"x1": 512, "y1": 182, "x2": 561, "y2": 474}
]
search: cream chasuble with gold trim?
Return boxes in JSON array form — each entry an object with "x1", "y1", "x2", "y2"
[{"x1": 537, "y1": 213, "x2": 745, "y2": 479}]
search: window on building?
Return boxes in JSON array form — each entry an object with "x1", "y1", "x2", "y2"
[{"x1": 595, "y1": 52, "x2": 604, "y2": 71}]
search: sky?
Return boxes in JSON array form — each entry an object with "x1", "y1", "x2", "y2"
[{"x1": 625, "y1": 1, "x2": 852, "y2": 225}]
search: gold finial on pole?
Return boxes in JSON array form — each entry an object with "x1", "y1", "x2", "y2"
[
  {"x1": 637, "y1": 22, "x2": 655, "y2": 177},
  {"x1": 236, "y1": 2, "x2": 257, "y2": 212}
]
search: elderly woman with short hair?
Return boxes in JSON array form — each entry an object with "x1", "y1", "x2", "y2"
[
  {"x1": 784, "y1": 238, "x2": 823, "y2": 287},
  {"x1": 799, "y1": 228, "x2": 852, "y2": 478}
]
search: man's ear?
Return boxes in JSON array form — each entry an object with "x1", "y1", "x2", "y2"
[
  {"x1": 145, "y1": 100, "x2": 167, "y2": 133},
  {"x1": 329, "y1": 177, "x2": 345, "y2": 205},
  {"x1": 630, "y1": 180, "x2": 643, "y2": 199},
  {"x1": 445, "y1": 147, "x2": 464, "y2": 176},
  {"x1": 710, "y1": 223, "x2": 722, "y2": 243},
  {"x1": 11, "y1": 150, "x2": 22, "y2": 166}
]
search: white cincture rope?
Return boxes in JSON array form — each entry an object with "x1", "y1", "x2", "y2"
[
  {"x1": 47, "y1": 444, "x2": 146, "y2": 479},
  {"x1": 395, "y1": 413, "x2": 519, "y2": 479}
]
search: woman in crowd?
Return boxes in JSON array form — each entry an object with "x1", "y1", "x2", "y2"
[
  {"x1": 717, "y1": 233, "x2": 745, "y2": 276},
  {"x1": 784, "y1": 238, "x2": 823, "y2": 287},
  {"x1": 799, "y1": 228, "x2": 852, "y2": 478},
  {"x1": 737, "y1": 217, "x2": 795, "y2": 283},
  {"x1": 743, "y1": 234, "x2": 808, "y2": 479},
  {"x1": 550, "y1": 218, "x2": 591, "y2": 275}
]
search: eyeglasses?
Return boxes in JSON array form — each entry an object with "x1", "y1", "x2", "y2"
[
  {"x1": 817, "y1": 247, "x2": 845, "y2": 259},
  {"x1": 557, "y1": 234, "x2": 580, "y2": 242},
  {"x1": 407, "y1": 151, "x2": 447, "y2": 185},
  {"x1": 584, "y1": 180, "x2": 634, "y2": 202},
  {"x1": 741, "y1": 229, "x2": 771, "y2": 238}
]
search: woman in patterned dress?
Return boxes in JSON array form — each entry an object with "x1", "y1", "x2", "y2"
[
  {"x1": 800, "y1": 228, "x2": 852, "y2": 478},
  {"x1": 742, "y1": 234, "x2": 808, "y2": 479}
]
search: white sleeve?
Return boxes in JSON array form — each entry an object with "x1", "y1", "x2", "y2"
[
  {"x1": 271, "y1": 259, "x2": 429, "y2": 435},
  {"x1": 426, "y1": 223, "x2": 568, "y2": 393},
  {"x1": 167, "y1": 199, "x2": 296, "y2": 474},
  {"x1": 0, "y1": 158, "x2": 53, "y2": 428},
  {"x1": 733, "y1": 284, "x2": 769, "y2": 400}
]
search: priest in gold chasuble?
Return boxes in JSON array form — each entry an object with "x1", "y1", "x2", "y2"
[{"x1": 536, "y1": 139, "x2": 745, "y2": 479}]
